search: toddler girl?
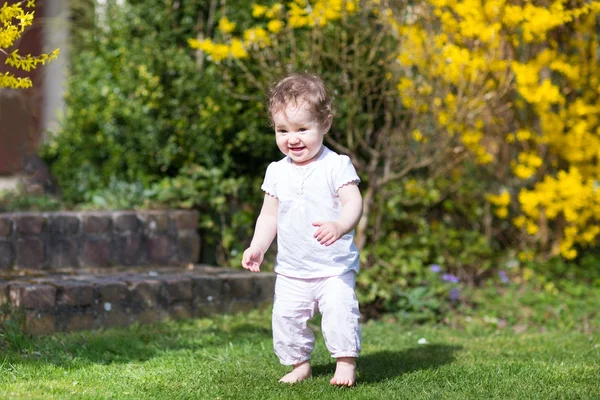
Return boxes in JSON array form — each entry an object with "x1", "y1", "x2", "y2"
[{"x1": 242, "y1": 73, "x2": 362, "y2": 387}]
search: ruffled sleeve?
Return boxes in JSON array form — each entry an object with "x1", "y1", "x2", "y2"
[
  {"x1": 260, "y1": 162, "x2": 278, "y2": 198},
  {"x1": 332, "y1": 155, "x2": 360, "y2": 192}
]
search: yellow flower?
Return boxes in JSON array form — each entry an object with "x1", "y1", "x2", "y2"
[
  {"x1": 346, "y1": 1, "x2": 357, "y2": 13},
  {"x1": 402, "y1": 97, "x2": 415, "y2": 108},
  {"x1": 218, "y1": 17, "x2": 236, "y2": 34},
  {"x1": 526, "y1": 221, "x2": 539, "y2": 235},
  {"x1": 397, "y1": 78, "x2": 413, "y2": 92},
  {"x1": 267, "y1": 19, "x2": 283, "y2": 34},
  {"x1": 193, "y1": 38, "x2": 214, "y2": 52},
  {"x1": 513, "y1": 215, "x2": 527, "y2": 228},
  {"x1": 252, "y1": 4, "x2": 267, "y2": 18},
  {"x1": 230, "y1": 38, "x2": 248, "y2": 59},
  {"x1": 265, "y1": 4, "x2": 283, "y2": 19},
  {"x1": 187, "y1": 38, "x2": 201, "y2": 49},
  {"x1": 412, "y1": 129, "x2": 423, "y2": 142},
  {"x1": 487, "y1": 190, "x2": 510, "y2": 207},
  {"x1": 516, "y1": 129, "x2": 532, "y2": 141},
  {"x1": 476, "y1": 151, "x2": 493, "y2": 164},
  {"x1": 210, "y1": 43, "x2": 231, "y2": 62},
  {"x1": 495, "y1": 207, "x2": 508, "y2": 219},
  {"x1": 438, "y1": 111, "x2": 449, "y2": 126},
  {"x1": 512, "y1": 164, "x2": 535, "y2": 180},
  {"x1": 0, "y1": 72, "x2": 32, "y2": 88},
  {"x1": 560, "y1": 244, "x2": 577, "y2": 259},
  {"x1": 243, "y1": 27, "x2": 271, "y2": 47}
]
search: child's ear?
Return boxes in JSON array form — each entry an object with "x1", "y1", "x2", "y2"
[{"x1": 323, "y1": 114, "x2": 333, "y2": 133}]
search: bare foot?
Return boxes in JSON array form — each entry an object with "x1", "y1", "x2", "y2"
[
  {"x1": 279, "y1": 360, "x2": 312, "y2": 384},
  {"x1": 330, "y1": 357, "x2": 356, "y2": 387}
]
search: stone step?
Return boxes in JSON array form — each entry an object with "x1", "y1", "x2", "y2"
[
  {"x1": 0, "y1": 210, "x2": 200, "y2": 269},
  {"x1": 0, "y1": 265, "x2": 275, "y2": 335}
]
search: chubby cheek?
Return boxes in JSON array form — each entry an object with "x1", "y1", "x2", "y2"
[{"x1": 275, "y1": 136, "x2": 289, "y2": 154}]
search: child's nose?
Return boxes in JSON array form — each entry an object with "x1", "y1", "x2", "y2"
[{"x1": 288, "y1": 133, "x2": 301, "y2": 143}]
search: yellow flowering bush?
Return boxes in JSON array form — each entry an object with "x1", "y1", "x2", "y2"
[
  {"x1": 396, "y1": 0, "x2": 600, "y2": 260},
  {"x1": 0, "y1": 0, "x2": 59, "y2": 88}
]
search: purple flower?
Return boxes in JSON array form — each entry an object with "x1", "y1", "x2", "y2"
[
  {"x1": 442, "y1": 273, "x2": 460, "y2": 283},
  {"x1": 449, "y1": 287, "x2": 461, "y2": 300},
  {"x1": 429, "y1": 264, "x2": 441, "y2": 273},
  {"x1": 498, "y1": 270, "x2": 509, "y2": 283}
]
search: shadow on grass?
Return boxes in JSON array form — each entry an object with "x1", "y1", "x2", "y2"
[
  {"x1": 312, "y1": 344, "x2": 462, "y2": 383},
  {"x1": 0, "y1": 318, "x2": 274, "y2": 368}
]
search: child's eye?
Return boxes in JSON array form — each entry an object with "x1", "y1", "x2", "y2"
[
  {"x1": 278, "y1": 130, "x2": 288, "y2": 134},
  {"x1": 298, "y1": 128, "x2": 307, "y2": 132}
]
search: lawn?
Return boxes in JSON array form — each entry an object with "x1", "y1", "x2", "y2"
[{"x1": 0, "y1": 308, "x2": 598, "y2": 399}]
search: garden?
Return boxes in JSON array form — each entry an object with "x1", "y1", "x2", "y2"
[{"x1": 1, "y1": 0, "x2": 599, "y2": 398}]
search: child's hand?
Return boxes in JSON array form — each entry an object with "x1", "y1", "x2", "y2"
[
  {"x1": 312, "y1": 221, "x2": 344, "y2": 246},
  {"x1": 242, "y1": 246, "x2": 264, "y2": 272}
]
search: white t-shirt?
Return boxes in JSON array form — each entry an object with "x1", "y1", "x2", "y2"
[{"x1": 261, "y1": 146, "x2": 361, "y2": 278}]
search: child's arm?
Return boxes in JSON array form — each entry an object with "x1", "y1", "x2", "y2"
[
  {"x1": 312, "y1": 183, "x2": 363, "y2": 246},
  {"x1": 242, "y1": 194, "x2": 278, "y2": 272}
]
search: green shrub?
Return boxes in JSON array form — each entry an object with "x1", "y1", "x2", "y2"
[
  {"x1": 41, "y1": 0, "x2": 279, "y2": 263},
  {"x1": 0, "y1": 187, "x2": 64, "y2": 212}
]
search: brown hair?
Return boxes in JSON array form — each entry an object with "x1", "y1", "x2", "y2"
[{"x1": 268, "y1": 73, "x2": 334, "y2": 129}]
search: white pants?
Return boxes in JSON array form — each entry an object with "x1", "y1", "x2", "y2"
[{"x1": 272, "y1": 271, "x2": 362, "y2": 365}]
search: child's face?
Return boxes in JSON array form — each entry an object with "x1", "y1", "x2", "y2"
[{"x1": 272, "y1": 102, "x2": 331, "y2": 166}]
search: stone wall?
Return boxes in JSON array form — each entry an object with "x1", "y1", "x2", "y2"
[
  {"x1": 0, "y1": 266, "x2": 276, "y2": 335},
  {"x1": 0, "y1": 210, "x2": 276, "y2": 335},
  {"x1": 0, "y1": 210, "x2": 200, "y2": 270}
]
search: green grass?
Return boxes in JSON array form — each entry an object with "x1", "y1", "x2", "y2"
[{"x1": 0, "y1": 310, "x2": 598, "y2": 400}]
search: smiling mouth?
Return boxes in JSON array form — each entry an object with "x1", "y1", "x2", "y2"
[{"x1": 290, "y1": 146, "x2": 305, "y2": 152}]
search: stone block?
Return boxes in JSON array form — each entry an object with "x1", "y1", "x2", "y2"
[
  {"x1": 170, "y1": 302, "x2": 193, "y2": 320},
  {"x1": 49, "y1": 215, "x2": 80, "y2": 235},
  {"x1": 170, "y1": 211, "x2": 199, "y2": 231},
  {"x1": 81, "y1": 238, "x2": 112, "y2": 267},
  {"x1": 57, "y1": 282, "x2": 94, "y2": 306},
  {"x1": 0, "y1": 217, "x2": 13, "y2": 237},
  {"x1": 0, "y1": 242, "x2": 14, "y2": 269},
  {"x1": 62, "y1": 312, "x2": 96, "y2": 332},
  {"x1": 162, "y1": 276, "x2": 192, "y2": 303},
  {"x1": 10, "y1": 284, "x2": 56, "y2": 309},
  {"x1": 145, "y1": 235, "x2": 171, "y2": 264},
  {"x1": 193, "y1": 303, "x2": 221, "y2": 318},
  {"x1": 114, "y1": 213, "x2": 139, "y2": 233},
  {"x1": 15, "y1": 238, "x2": 45, "y2": 268},
  {"x1": 128, "y1": 279, "x2": 161, "y2": 308},
  {"x1": 49, "y1": 239, "x2": 79, "y2": 268},
  {"x1": 95, "y1": 280, "x2": 129, "y2": 303},
  {"x1": 252, "y1": 273, "x2": 276, "y2": 302},
  {"x1": 15, "y1": 215, "x2": 47, "y2": 236},
  {"x1": 228, "y1": 300, "x2": 256, "y2": 314},
  {"x1": 224, "y1": 273, "x2": 256, "y2": 300},
  {"x1": 191, "y1": 276, "x2": 224, "y2": 304},
  {"x1": 83, "y1": 214, "x2": 112, "y2": 234},
  {"x1": 25, "y1": 312, "x2": 56, "y2": 335},
  {"x1": 104, "y1": 310, "x2": 132, "y2": 328},
  {"x1": 0, "y1": 281, "x2": 9, "y2": 305},
  {"x1": 137, "y1": 308, "x2": 168, "y2": 324},
  {"x1": 143, "y1": 213, "x2": 170, "y2": 233},
  {"x1": 177, "y1": 233, "x2": 200, "y2": 263},
  {"x1": 256, "y1": 298, "x2": 274, "y2": 310},
  {"x1": 116, "y1": 234, "x2": 142, "y2": 265}
]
